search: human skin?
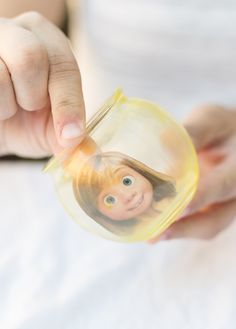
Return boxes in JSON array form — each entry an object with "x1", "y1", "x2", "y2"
[
  {"x1": 150, "y1": 105, "x2": 236, "y2": 242},
  {"x1": 97, "y1": 165, "x2": 154, "y2": 220},
  {"x1": 0, "y1": 0, "x2": 66, "y2": 26},
  {"x1": 0, "y1": 11, "x2": 85, "y2": 158}
]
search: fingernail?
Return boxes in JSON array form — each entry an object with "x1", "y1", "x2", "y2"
[{"x1": 61, "y1": 123, "x2": 82, "y2": 140}]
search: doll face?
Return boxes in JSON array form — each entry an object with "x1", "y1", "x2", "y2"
[{"x1": 97, "y1": 165, "x2": 154, "y2": 220}]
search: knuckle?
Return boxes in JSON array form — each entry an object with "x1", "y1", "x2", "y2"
[
  {"x1": 219, "y1": 175, "x2": 232, "y2": 198},
  {"x1": 14, "y1": 43, "x2": 47, "y2": 73},
  {"x1": 203, "y1": 104, "x2": 224, "y2": 118},
  {"x1": 50, "y1": 55, "x2": 79, "y2": 79},
  {"x1": 54, "y1": 98, "x2": 82, "y2": 114},
  {"x1": 192, "y1": 104, "x2": 223, "y2": 118},
  {"x1": 18, "y1": 11, "x2": 45, "y2": 25}
]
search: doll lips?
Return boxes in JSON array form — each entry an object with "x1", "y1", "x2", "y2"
[{"x1": 128, "y1": 194, "x2": 144, "y2": 211}]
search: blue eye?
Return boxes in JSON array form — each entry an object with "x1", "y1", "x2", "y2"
[
  {"x1": 104, "y1": 195, "x2": 117, "y2": 206},
  {"x1": 122, "y1": 176, "x2": 135, "y2": 186}
]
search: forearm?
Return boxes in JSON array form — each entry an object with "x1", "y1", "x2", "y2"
[{"x1": 0, "y1": 0, "x2": 66, "y2": 26}]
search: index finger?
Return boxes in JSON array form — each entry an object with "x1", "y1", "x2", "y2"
[{"x1": 16, "y1": 12, "x2": 86, "y2": 148}]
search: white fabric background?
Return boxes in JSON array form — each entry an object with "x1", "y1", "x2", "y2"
[
  {"x1": 0, "y1": 161, "x2": 236, "y2": 329},
  {"x1": 1, "y1": 0, "x2": 236, "y2": 328},
  {"x1": 72, "y1": 0, "x2": 236, "y2": 120}
]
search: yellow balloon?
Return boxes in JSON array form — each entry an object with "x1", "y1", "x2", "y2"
[{"x1": 45, "y1": 90, "x2": 199, "y2": 243}]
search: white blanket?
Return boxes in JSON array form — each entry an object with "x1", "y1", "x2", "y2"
[{"x1": 0, "y1": 160, "x2": 236, "y2": 329}]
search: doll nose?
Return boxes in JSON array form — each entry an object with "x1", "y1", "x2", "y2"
[{"x1": 124, "y1": 191, "x2": 137, "y2": 204}]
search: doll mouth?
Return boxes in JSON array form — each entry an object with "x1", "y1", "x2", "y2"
[{"x1": 128, "y1": 194, "x2": 144, "y2": 211}]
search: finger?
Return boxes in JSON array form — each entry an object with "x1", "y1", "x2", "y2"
[
  {"x1": 0, "y1": 57, "x2": 17, "y2": 119},
  {"x1": 183, "y1": 105, "x2": 236, "y2": 151},
  {"x1": 16, "y1": 12, "x2": 86, "y2": 147},
  {"x1": 186, "y1": 158, "x2": 236, "y2": 215},
  {"x1": 0, "y1": 22, "x2": 49, "y2": 111},
  {"x1": 45, "y1": 113, "x2": 64, "y2": 155},
  {"x1": 168, "y1": 199, "x2": 236, "y2": 240},
  {"x1": 149, "y1": 199, "x2": 236, "y2": 242}
]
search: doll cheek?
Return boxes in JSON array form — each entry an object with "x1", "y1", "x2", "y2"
[
  {"x1": 99, "y1": 204, "x2": 114, "y2": 217},
  {"x1": 97, "y1": 198, "x2": 111, "y2": 213}
]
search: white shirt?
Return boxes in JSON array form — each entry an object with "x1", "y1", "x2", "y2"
[{"x1": 72, "y1": 0, "x2": 236, "y2": 119}]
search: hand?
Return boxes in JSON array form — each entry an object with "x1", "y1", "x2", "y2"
[
  {"x1": 0, "y1": 12, "x2": 85, "y2": 158},
  {"x1": 150, "y1": 105, "x2": 236, "y2": 242}
]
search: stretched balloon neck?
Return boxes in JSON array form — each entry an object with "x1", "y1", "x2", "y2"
[{"x1": 64, "y1": 136, "x2": 100, "y2": 178}]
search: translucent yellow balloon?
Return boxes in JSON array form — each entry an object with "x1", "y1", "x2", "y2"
[{"x1": 45, "y1": 90, "x2": 199, "y2": 243}]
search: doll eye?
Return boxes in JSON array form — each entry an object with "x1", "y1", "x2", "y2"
[
  {"x1": 122, "y1": 176, "x2": 135, "y2": 186},
  {"x1": 104, "y1": 195, "x2": 117, "y2": 206}
]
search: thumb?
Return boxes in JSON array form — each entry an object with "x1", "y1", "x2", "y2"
[
  {"x1": 149, "y1": 198, "x2": 236, "y2": 242},
  {"x1": 186, "y1": 157, "x2": 236, "y2": 214},
  {"x1": 183, "y1": 105, "x2": 234, "y2": 151}
]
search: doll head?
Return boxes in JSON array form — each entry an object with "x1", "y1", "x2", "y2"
[{"x1": 73, "y1": 152, "x2": 176, "y2": 235}]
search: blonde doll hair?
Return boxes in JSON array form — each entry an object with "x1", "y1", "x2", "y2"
[{"x1": 73, "y1": 152, "x2": 176, "y2": 236}]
